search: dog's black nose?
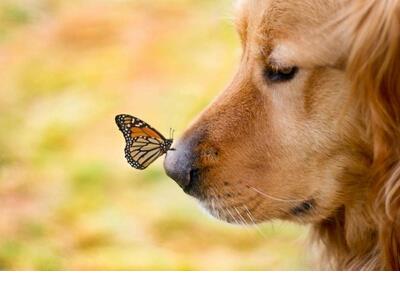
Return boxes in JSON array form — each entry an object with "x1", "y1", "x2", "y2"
[
  {"x1": 164, "y1": 147, "x2": 191, "y2": 189},
  {"x1": 164, "y1": 139, "x2": 199, "y2": 193}
]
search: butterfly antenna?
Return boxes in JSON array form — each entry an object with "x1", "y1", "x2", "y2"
[{"x1": 169, "y1": 128, "x2": 176, "y2": 151}]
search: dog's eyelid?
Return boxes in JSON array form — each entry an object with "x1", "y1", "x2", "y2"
[
  {"x1": 267, "y1": 58, "x2": 293, "y2": 71},
  {"x1": 265, "y1": 61, "x2": 297, "y2": 73},
  {"x1": 263, "y1": 65, "x2": 299, "y2": 83}
]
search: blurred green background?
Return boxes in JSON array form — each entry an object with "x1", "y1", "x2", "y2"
[{"x1": 0, "y1": 0, "x2": 311, "y2": 270}]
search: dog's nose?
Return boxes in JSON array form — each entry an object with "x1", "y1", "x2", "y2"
[
  {"x1": 164, "y1": 140, "x2": 197, "y2": 191},
  {"x1": 164, "y1": 148, "x2": 192, "y2": 189}
]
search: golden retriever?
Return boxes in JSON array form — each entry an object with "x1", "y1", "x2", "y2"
[{"x1": 164, "y1": 0, "x2": 400, "y2": 270}]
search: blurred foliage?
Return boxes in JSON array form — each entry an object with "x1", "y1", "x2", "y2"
[{"x1": 0, "y1": 0, "x2": 312, "y2": 270}]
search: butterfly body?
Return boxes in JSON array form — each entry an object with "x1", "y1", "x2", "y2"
[{"x1": 115, "y1": 114, "x2": 174, "y2": 170}]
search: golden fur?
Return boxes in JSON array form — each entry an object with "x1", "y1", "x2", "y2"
[{"x1": 166, "y1": 0, "x2": 400, "y2": 270}]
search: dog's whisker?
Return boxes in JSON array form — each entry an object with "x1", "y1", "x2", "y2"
[
  {"x1": 226, "y1": 207, "x2": 240, "y2": 225},
  {"x1": 213, "y1": 193, "x2": 253, "y2": 232},
  {"x1": 248, "y1": 185, "x2": 321, "y2": 213},
  {"x1": 227, "y1": 207, "x2": 238, "y2": 225},
  {"x1": 246, "y1": 186, "x2": 302, "y2": 217},
  {"x1": 249, "y1": 186, "x2": 302, "y2": 203},
  {"x1": 214, "y1": 196, "x2": 229, "y2": 222},
  {"x1": 234, "y1": 206, "x2": 248, "y2": 226},
  {"x1": 243, "y1": 205, "x2": 255, "y2": 223},
  {"x1": 211, "y1": 198, "x2": 216, "y2": 216},
  {"x1": 233, "y1": 206, "x2": 259, "y2": 235},
  {"x1": 244, "y1": 205, "x2": 268, "y2": 240},
  {"x1": 215, "y1": 199, "x2": 224, "y2": 221}
]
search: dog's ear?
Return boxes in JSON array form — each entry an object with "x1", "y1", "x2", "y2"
[{"x1": 343, "y1": 0, "x2": 400, "y2": 269}]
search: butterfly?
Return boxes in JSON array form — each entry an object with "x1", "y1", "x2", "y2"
[{"x1": 115, "y1": 114, "x2": 175, "y2": 170}]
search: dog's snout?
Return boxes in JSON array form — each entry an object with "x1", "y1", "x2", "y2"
[
  {"x1": 164, "y1": 143, "x2": 195, "y2": 190},
  {"x1": 164, "y1": 131, "x2": 210, "y2": 196}
]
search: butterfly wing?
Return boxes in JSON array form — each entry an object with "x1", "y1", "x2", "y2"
[
  {"x1": 115, "y1": 114, "x2": 167, "y2": 140},
  {"x1": 115, "y1": 114, "x2": 170, "y2": 170},
  {"x1": 126, "y1": 136, "x2": 165, "y2": 170}
]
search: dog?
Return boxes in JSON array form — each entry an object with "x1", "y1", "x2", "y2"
[{"x1": 164, "y1": 0, "x2": 400, "y2": 270}]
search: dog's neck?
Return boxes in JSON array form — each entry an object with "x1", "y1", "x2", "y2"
[{"x1": 312, "y1": 202, "x2": 381, "y2": 270}]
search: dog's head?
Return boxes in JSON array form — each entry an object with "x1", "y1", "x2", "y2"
[{"x1": 165, "y1": 0, "x2": 371, "y2": 225}]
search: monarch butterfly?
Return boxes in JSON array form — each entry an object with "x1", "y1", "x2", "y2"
[{"x1": 115, "y1": 114, "x2": 174, "y2": 170}]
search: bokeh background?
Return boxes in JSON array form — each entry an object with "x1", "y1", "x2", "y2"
[{"x1": 0, "y1": 0, "x2": 312, "y2": 270}]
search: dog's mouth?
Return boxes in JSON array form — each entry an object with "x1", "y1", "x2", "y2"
[
  {"x1": 199, "y1": 198, "x2": 256, "y2": 225},
  {"x1": 183, "y1": 175, "x2": 267, "y2": 224},
  {"x1": 192, "y1": 179, "x2": 321, "y2": 225},
  {"x1": 180, "y1": 166, "x2": 320, "y2": 224},
  {"x1": 191, "y1": 185, "x2": 266, "y2": 225}
]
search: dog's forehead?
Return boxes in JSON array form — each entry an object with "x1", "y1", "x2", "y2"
[
  {"x1": 235, "y1": 0, "x2": 343, "y2": 67},
  {"x1": 236, "y1": 0, "x2": 339, "y2": 32}
]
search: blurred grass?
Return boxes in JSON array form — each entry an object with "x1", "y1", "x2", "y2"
[{"x1": 0, "y1": 0, "x2": 312, "y2": 270}]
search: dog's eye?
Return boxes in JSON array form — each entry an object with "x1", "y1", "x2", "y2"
[{"x1": 263, "y1": 66, "x2": 298, "y2": 83}]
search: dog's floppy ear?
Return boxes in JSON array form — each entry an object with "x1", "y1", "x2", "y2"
[{"x1": 343, "y1": 0, "x2": 400, "y2": 269}]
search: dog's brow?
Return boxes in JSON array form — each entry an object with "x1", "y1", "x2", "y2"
[
  {"x1": 268, "y1": 44, "x2": 295, "y2": 68},
  {"x1": 268, "y1": 55, "x2": 288, "y2": 68}
]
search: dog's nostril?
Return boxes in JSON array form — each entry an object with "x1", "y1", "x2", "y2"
[
  {"x1": 184, "y1": 168, "x2": 200, "y2": 192},
  {"x1": 189, "y1": 168, "x2": 200, "y2": 180}
]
